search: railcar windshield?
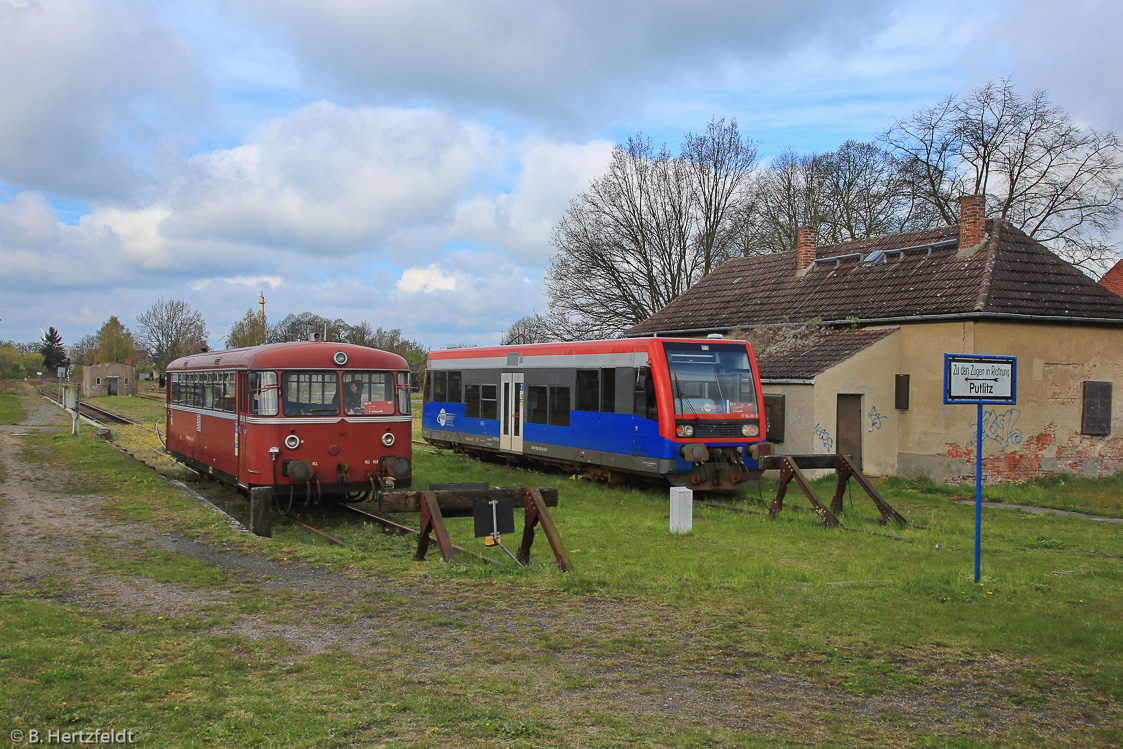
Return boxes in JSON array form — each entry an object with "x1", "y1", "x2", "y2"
[
  {"x1": 278, "y1": 370, "x2": 403, "y2": 417},
  {"x1": 282, "y1": 371, "x2": 340, "y2": 416},
  {"x1": 341, "y1": 372, "x2": 396, "y2": 415},
  {"x1": 663, "y1": 341, "x2": 759, "y2": 415}
]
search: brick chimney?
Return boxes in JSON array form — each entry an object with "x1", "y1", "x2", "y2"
[
  {"x1": 958, "y1": 195, "x2": 985, "y2": 250},
  {"x1": 796, "y1": 226, "x2": 817, "y2": 275}
]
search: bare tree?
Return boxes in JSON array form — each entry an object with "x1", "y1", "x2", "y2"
[
  {"x1": 501, "y1": 312, "x2": 556, "y2": 345},
  {"x1": 136, "y1": 299, "x2": 209, "y2": 370},
  {"x1": 882, "y1": 79, "x2": 1123, "y2": 271},
  {"x1": 681, "y1": 118, "x2": 759, "y2": 273},
  {"x1": 545, "y1": 119, "x2": 757, "y2": 339},
  {"x1": 269, "y1": 312, "x2": 343, "y2": 343},
  {"x1": 740, "y1": 149, "x2": 831, "y2": 255},
  {"x1": 818, "y1": 140, "x2": 939, "y2": 242},
  {"x1": 69, "y1": 334, "x2": 98, "y2": 366}
]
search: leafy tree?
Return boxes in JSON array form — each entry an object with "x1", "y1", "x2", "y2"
[
  {"x1": 882, "y1": 78, "x2": 1123, "y2": 271},
  {"x1": 93, "y1": 316, "x2": 137, "y2": 364},
  {"x1": 39, "y1": 327, "x2": 67, "y2": 371},
  {"x1": 225, "y1": 307, "x2": 269, "y2": 349},
  {"x1": 136, "y1": 299, "x2": 209, "y2": 370}
]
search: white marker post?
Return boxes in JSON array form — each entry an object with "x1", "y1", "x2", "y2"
[
  {"x1": 943, "y1": 354, "x2": 1017, "y2": 583},
  {"x1": 669, "y1": 486, "x2": 693, "y2": 534}
]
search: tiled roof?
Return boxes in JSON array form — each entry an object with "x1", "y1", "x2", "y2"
[
  {"x1": 625, "y1": 221, "x2": 1123, "y2": 336},
  {"x1": 1099, "y1": 260, "x2": 1123, "y2": 297},
  {"x1": 756, "y1": 328, "x2": 897, "y2": 380}
]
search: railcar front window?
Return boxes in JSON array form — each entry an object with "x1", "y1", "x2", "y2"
[
  {"x1": 249, "y1": 371, "x2": 279, "y2": 416},
  {"x1": 341, "y1": 372, "x2": 396, "y2": 415},
  {"x1": 282, "y1": 372, "x2": 339, "y2": 416},
  {"x1": 663, "y1": 342, "x2": 759, "y2": 415}
]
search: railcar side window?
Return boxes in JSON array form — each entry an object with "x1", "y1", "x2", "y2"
[
  {"x1": 341, "y1": 372, "x2": 395, "y2": 415},
  {"x1": 249, "y1": 371, "x2": 279, "y2": 416},
  {"x1": 549, "y1": 386, "x2": 571, "y2": 427},
  {"x1": 429, "y1": 370, "x2": 463, "y2": 403},
  {"x1": 527, "y1": 386, "x2": 548, "y2": 425},
  {"x1": 397, "y1": 372, "x2": 412, "y2": 415},
  {"x1": 282, "y1": 372, "x2": 340, "y2": 416},
  {"x1": 576, "y1": 370, "x2": 599, "y2": 412},
  {"x1": 220, "y1": 371, "x2": 237, "y2": 412},
  {"x1": 601, "y1": 368, "x2": 616, "y2": 413},
  {"x1": 479, "y1": 383, "x2": 497, "y2": 420},
  {"x1": 465, "y1": 384, "x2": 481, "y2": 418},
  {"x1": 527, "y1": 385, "x2": 571, "y2": 427}
]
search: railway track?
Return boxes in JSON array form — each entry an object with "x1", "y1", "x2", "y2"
[{"x1": 40, "y1": 387, "x2": 139, "y2": 426}]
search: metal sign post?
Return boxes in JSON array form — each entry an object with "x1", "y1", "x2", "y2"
[{"x1": 943, "y1": 354, "x2": 1017, "y2": 583}]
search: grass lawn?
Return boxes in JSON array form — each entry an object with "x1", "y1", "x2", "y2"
[{"x1": 2, "y1": 392, "x2": 1119, "y2": 747}]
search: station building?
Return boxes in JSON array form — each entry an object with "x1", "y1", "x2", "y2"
[{"x1": 625, "y1": 197, "x2": 1123, "y2": 484}]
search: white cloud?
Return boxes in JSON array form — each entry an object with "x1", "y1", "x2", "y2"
[
  {"x1": 0, "y1": 0, "x2": 205, "y2": 200},
  {"x1": 161, "y1": 102, "x2": 497, "y2": 253},
  {"x1": 396, "y1": 265, "x2": 458, "y2": 294},
  {"x1": 234, "y1": 0, "x2": 895, "y2": 129}
]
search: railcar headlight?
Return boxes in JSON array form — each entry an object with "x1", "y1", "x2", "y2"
[
  {"x1": 284, "y1": 434, "x2": 301, "y2": 449},
  {"x1": 676, "y1": 424, "x2": 695, "y2": 438},
  {"x1": 742, "y1": 423, "x2": 759, "y2": 437},
  {"x1": 333, "y1": 351, "x2": 348, "y2": 366},
  {"x1": 381, "y1": 431, "x2": 396, "y2": 447}
]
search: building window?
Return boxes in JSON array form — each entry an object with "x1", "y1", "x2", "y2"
[
  {"x1": 1081, "y1": 381, "x2": 1112, "y2": 436},
  {"x1": 895, "y1": 374, "x2": 910, "y2": 410}
]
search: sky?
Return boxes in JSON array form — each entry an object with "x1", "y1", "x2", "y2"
[{"x1": 2, "y1": 0, "x2": 1121, "y2": 352}]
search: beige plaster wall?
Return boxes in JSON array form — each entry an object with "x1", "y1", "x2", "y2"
[
  {"x1": 762, "y1": 330, "x2": 900, "y2": 476},
  {"x1": 896, "y1": 321, "x2": 1123, "y2": 483}
]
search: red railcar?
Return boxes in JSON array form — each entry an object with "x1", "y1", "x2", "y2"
[{"x1": 165, "y1": 341, "x2": 412, "y2": 501}]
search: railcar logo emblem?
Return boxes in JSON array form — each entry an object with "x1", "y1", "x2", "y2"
[{"x1": 437, "y1": 408, "x2": 453, "y2": 427}]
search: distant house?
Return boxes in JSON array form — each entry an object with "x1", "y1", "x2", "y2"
[
  {"x1": 626, "y1": 196, "x2": 1123, "y2": 483},
  {"x1": 1099, "y1": 259, "x2": 1123, "y2": 297},
  {"x1": 82, "y1": 363, "x2": 137, "y2": 398}
]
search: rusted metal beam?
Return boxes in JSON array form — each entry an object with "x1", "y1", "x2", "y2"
[
  {"x1": 375, "y1": 487, "x2": 559, "y2": 513},
  {"x1": 516, "y1": 488, "x2": 573, "y2": 573},
  {"x1": 768, "y1": 456, "x2": 841, "y2": 527},
  {"x1": 830, "y1": 455, "x2": 909, "y2": 526},
  {"x1": 415, "y1": 492, "x2": 455, "y2": 563},
  {"x1": 283, "y1": 514, "x2": 345, "y2": 546},
  {"x1": 342, "y1": 503, "x2": 497, "y2": 563}
]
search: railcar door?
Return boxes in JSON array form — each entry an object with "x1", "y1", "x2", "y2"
[
  {"x1": 236, "y1": 371, "x2": 249, "y2": 484},
  {"x1": 500, "y1": 372, "x2": 524, "y2": 453}
]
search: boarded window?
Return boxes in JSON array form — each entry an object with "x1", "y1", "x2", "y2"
[
  {"x1": 895, "y1": 374, "x2": 910, "y2": 410},
  {"x1": 762, "y1": 394, "x2": 785, "y2": 443},
  {"x1": 1082, "y1": 381, "x2": 1112, "y2": 435}
]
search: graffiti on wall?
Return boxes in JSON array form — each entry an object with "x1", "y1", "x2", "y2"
[
  {"x1": 968, "y1": 407, "x2": 1024, "y2": 451},
  {"x1": 867, "y1": 405, "x2": 888, "y2": 430},
  {"x1": 813, "y1": 423, "x2": 834, "y2": 452}
]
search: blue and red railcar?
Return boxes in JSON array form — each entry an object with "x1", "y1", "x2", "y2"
[
  {"x1": 422, "y1": 338, "x2": 768, "y2": 490},
  {"x1": 165, "y1": 341, "x2": 412, "y2": 499}
]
